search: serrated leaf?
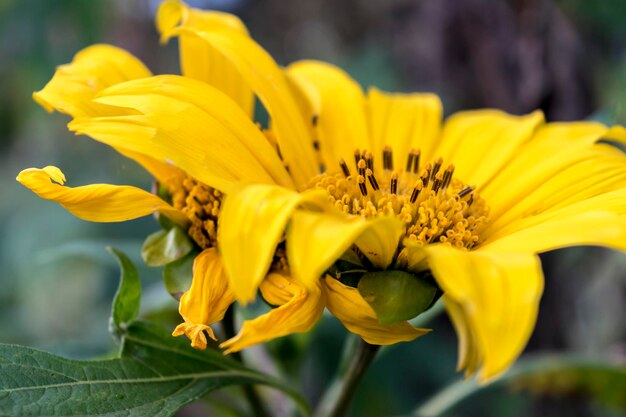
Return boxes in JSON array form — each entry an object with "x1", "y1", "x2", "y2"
[
  {"x1": 107, "y1": 247, "x2": 141, "y2": 340},
  {"x1": 163, "y1": 250, "x2": 197, "y2": 300},
  {"x1": 142, "y1": 227, "x2": 193, "y2": 267},
  {"x1": 412, "y1": 355, "x2": 626, "y2": 417},
  {"x1": 0, "y1": 321, "x2": 311, "y2": 417}
]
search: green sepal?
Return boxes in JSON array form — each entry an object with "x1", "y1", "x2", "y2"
[
  {"x1": 163, "y1": 250, "x2": 197, "y2": 300},
  {"x1": 142, "y1": 226, "x2": 193, "y2": 267},
  {"x1": 107, "y1": 247, "x2": 141, "y2": 341},
  {"x1": 358, "y1": 270, "x2": 438, "y2": 324}
]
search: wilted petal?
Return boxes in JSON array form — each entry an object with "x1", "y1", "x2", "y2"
[
  {"x1": 219, "y1": 273, "x2": 324, "y2": 353},
  {"x1": 173, "y1": 248, "x2": 235, "y2": 349},
  {"x1": 423, "y1": 245, "x2": 543, "y2": 381}
]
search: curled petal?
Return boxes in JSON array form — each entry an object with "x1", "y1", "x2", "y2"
[
  {"x1": 32, "y1": 44, "x2": 182, "y2": 185},
  {"x1": 16, "y1": 166, "x2": 187, "y2": 225},
  {"x1": 219, "y1": 273, "x2": 325, "y2": 354},
  {"x1": 322, "y1": 276, "x2": 429, "y2": 345},
  {"x1": 173, "y1": 248, "x2": 235, "y2": 349},
  {"x1": 33, "y1": 44, "x2": 151, "y2": 118},
  {"x1": 423, "y1": 245, "x2": 544, "y2": 381}
]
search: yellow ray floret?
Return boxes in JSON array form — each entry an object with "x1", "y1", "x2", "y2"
[
  {"x1": 32, "y1": 44, "x2": 183, "y2": 186},
  {"x1": 423, "y1": 246, "x2": 544, "y2": 381},
  {"x1": 173, "y1": 248, "x2": 235, "y2": 349},
  {"x1": 366, "y1": 88, "x2": 443, "y2": 169},
  {"x1": 220, "y1": 273, "x2": 325, "y2": 354},
  {"x1": 17, "y1": 166, "x2": 187, "y2": 225},
  {"x1": 69, "y1": 75, "x2": 294, "y2": 193},
  {"x1": 287, "y1": 210, "x2": 404, "y2": 289},
  {"x1": 156, "y1": 0, "x2": 254, "y2": 116},
  {"x1": 33, "y1": 44, "x2": 151, "y2": 118},
  {"x1": 218, "y1": 184, "x2": 329, "y2": 303}
]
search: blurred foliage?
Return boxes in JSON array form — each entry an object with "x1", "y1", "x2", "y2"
[
  {"x1": 413, "y1": 356, "x2": 626, "y2": 417},
  {"x1": 0, "y1": 0, "x2": 625, "y2": 416}
]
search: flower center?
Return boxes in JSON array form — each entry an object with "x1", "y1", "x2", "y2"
[
  {"x1": 168, "y1": 176, "x2": 221, "y2": 249},
  {"x1": 309, "y1": 147, "x2": 490, "y2": 250}
]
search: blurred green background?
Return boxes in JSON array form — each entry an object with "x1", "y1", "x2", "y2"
[{"x1": 1, "y1": 0, "x2": 625, "y2": 416}]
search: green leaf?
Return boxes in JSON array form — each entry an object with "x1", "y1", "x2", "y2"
[
  {"x1": 142, "y1": 227, "x2": 193, "y2": 267},
  {"x1": 0, "y1": 321, "x2": 311, "y2": 417},
  {"x1": 107, "y1": 247, "x2": 141, "y2": 339},
  {"x1": 163, "y1": 250, "x2": 197, "y2": 300},
  {"x1": 358, "y1": 270, "x2": 438, "y2": 324},
  {"x1": 412, "y1": 355, "x2": 626, "y2": 417}
]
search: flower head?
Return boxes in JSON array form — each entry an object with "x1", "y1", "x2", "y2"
[{"x1": 18, "y1": 0, "x2": 626, "y2": 381}]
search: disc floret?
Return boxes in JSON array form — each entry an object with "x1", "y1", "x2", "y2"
[{"x1": 310, "y1": 148, "x2": 490, "y2": 252}]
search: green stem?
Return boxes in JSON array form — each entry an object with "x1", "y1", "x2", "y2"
[
  {"x1": 223, "y1": 306, "x2": 272, "y2": 417},
  {"x1": 315, "y1": 338, "x2": 380, "y2": 417}
]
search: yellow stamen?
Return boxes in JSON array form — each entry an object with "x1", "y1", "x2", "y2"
[
  {"x1": 168, "y1": 176, "x2": 221, "y2": 249},
  {"x1": 308, "y1": 148, "x2": 490, "y2": 250}
]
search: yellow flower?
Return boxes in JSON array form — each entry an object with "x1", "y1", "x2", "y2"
[{"x1": 18, "y1": 0, "x2": 626, "y2": 381}]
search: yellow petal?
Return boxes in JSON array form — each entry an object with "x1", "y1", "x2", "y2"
[
  {"x1": 424, "y1": 245, "x2": 543, "y2": 381},
  {"x1": 156, "y1": 0, "x2": 254, "y2": 116},
  {"x1": 32, "y1": 44, "x2": 181, "y2": 184},
  {"x1": 323, "y1": 276, "x2": 429, "y2": 345},
  {"x1": 173, "y1": 248, "x2": 235, "y2": 349},
  {"x1": 483, "y1": 210, "x2": 626, "y2": 254},
  {"x1": 444, "y1": 298, "x2": 481, "y2": 375},
  {"x1": 16, "y1": 166, "x2": 187, "y2": 224},
  {"x1": 115, "y1": 147, "x2": 185, "y2": 186},
  {"x1": 367, "y1": 88, "x2": 443, "y2": 169},
  {"x1": 69, "y1": 75, "x2": 294, "y2": 192},
  {"x1": 218, "y1": 184, "x2": 328, "y2": 303},
  {"x1": 437, "y1": 109, "x2": 544, "y2": 187},
  {"x1": 287, "y1": 210, "x2": 404, "y2": 288},
  {"x1": 287, "y1": 61, "x2": 369, "y2": 172},
  {"x1": 163, "y1": 26, "x2": 318, "y2": 189},
  {"x1": 482, "y1": 122, "x2": 626, "y2": 222},
  {"x1": 219, "y1": 273, "x2": 324, "y2": 354},
  {"x1": 33, "y1": 44, "x2": 151, "y2": 118},
  {"x1": 484, "y1": 150, "x2": 626, "y2": 240}
]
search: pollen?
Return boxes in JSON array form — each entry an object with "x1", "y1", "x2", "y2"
[
  {"x1": 167, "y1": 176, "x2": 221, "y2": 249},
  {"x1": 308, "y1": 148, "x2": 490, "y2": 250}
]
